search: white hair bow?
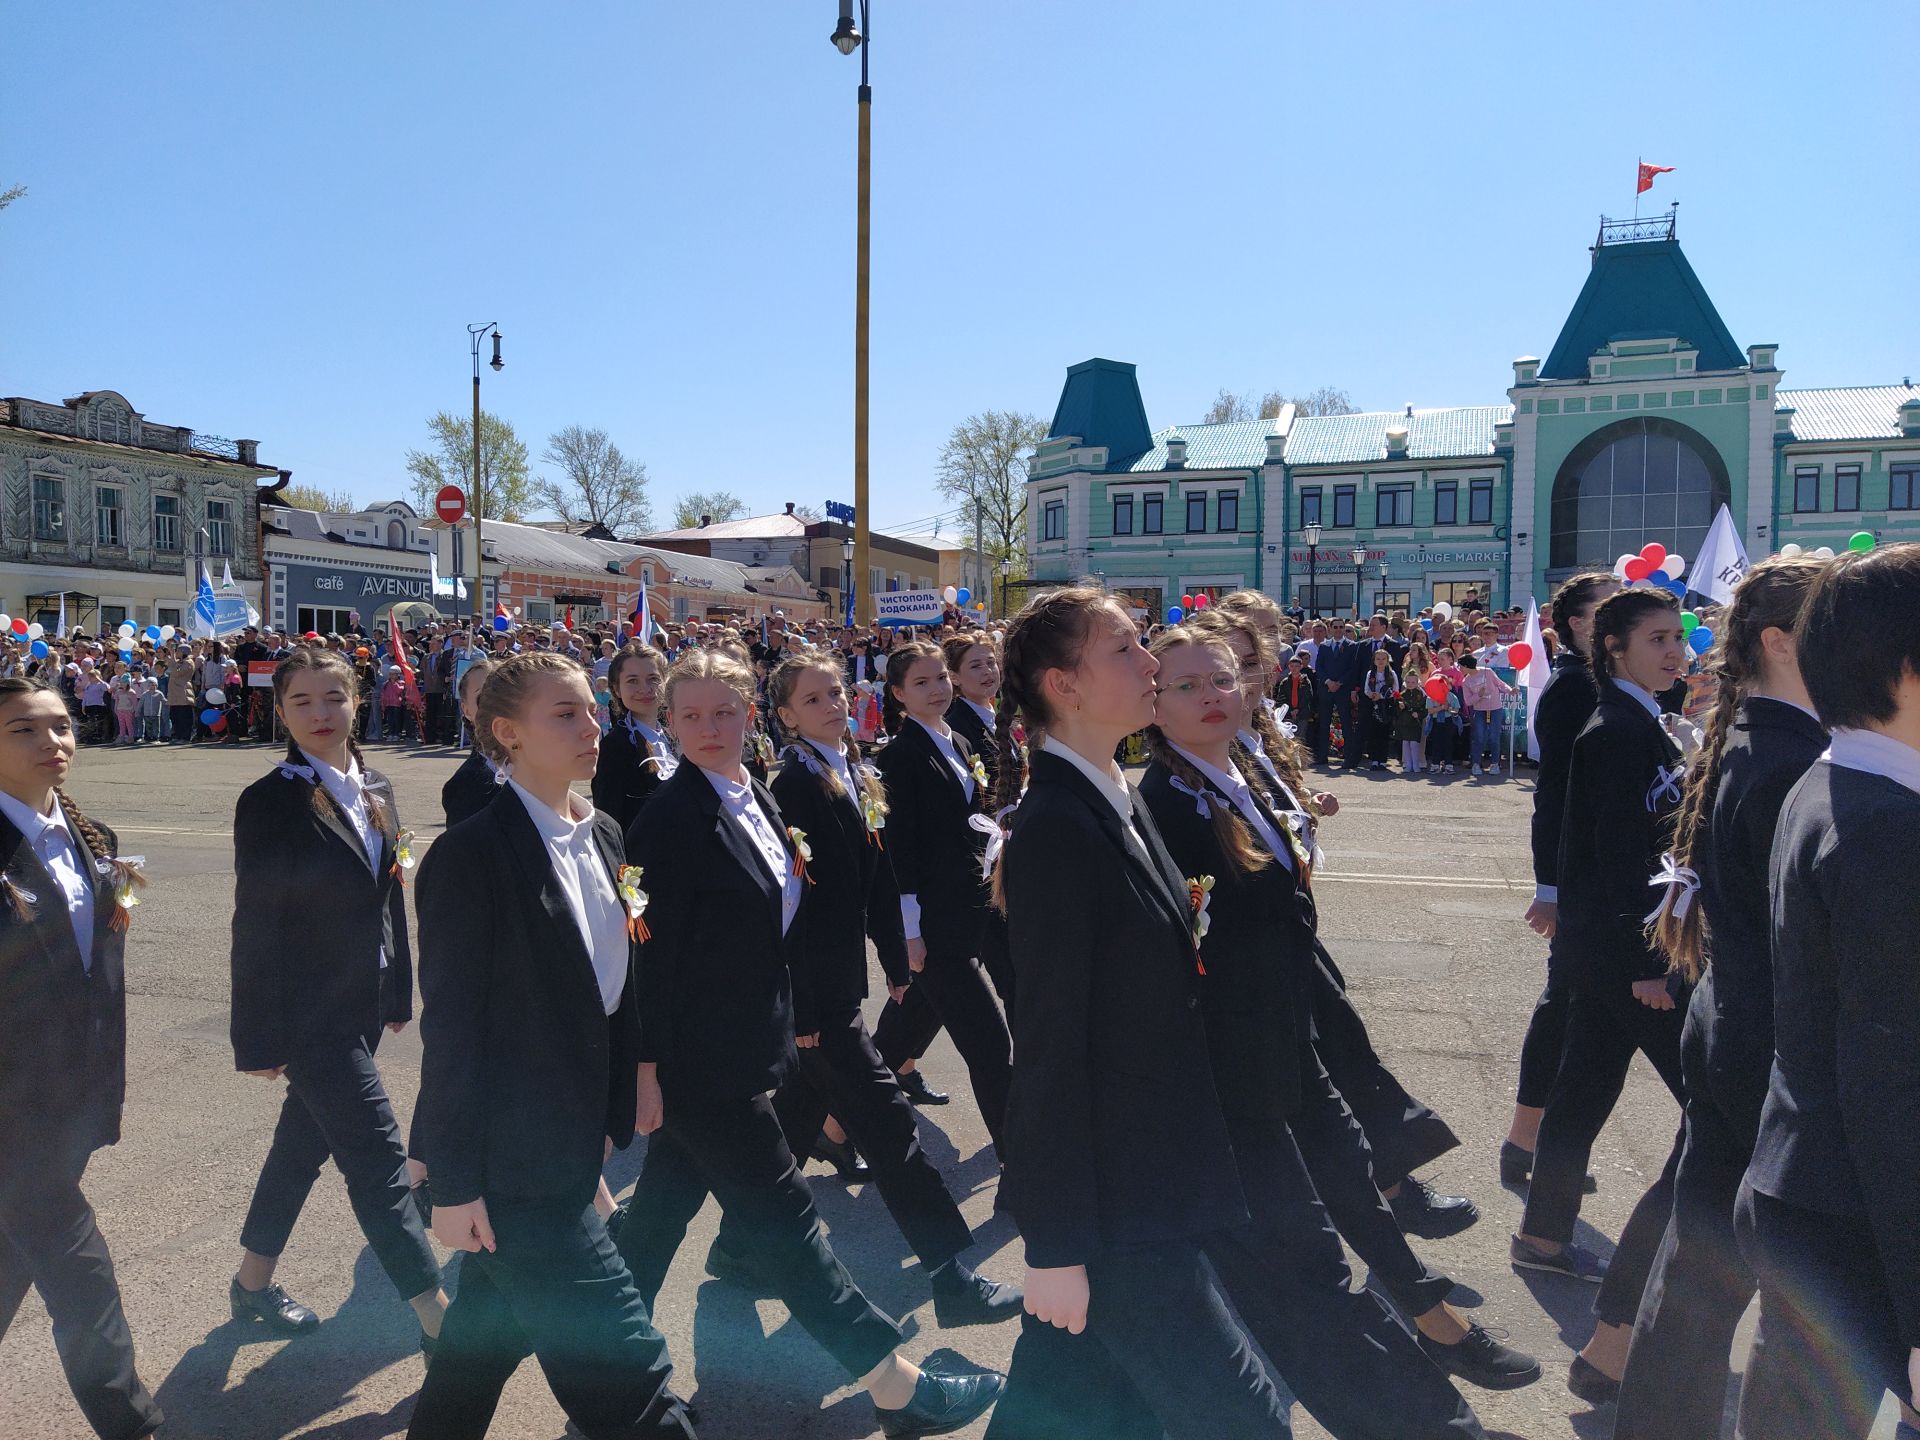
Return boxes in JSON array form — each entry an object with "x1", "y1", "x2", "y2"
[
  {"x1": 1274, "y1": 703, "x2": 1298, "y2": 741},
  {"x1": 968, "y1": 805, "x2": 1018, "y2": 881},
  {"x1": 1167, "y1": 774, "x2": 1213, "y2": 818},
  {"x1": 1642, "y1": 851, "x2": 1702, "y2": 925}
]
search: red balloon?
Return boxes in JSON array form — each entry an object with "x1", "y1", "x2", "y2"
[
  {"x1": 211, "y1": 715, "x2": 228, "y2": 733},
  {"x1": 1193, "y1": 593, "x2": 1210, "y2": 609},
  {"x1": 1623, "y1": 557, "x2": 1654, "y2": 583},
  {"x1": 1638, "y1": 542, "x2": 1667, "y2": 569},
  {"x1": 1505, "y1": 642, "x2": 1533, "y2": 669},
  {"x1": 8, "y1": 618, "x2": 25, "y2": 636},
  {"x1": 1423, "y1": 676, "x2": 1450, "y2": 703},
  {"x1": 1180, "y1": 595, "x2": 1195, "y2": 609}
]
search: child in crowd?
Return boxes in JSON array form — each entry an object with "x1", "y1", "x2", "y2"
[
  {"x1": 1459, "y1": 653, "x2": 1515, "y2": 777},
  {"x1": 1424, "y1": 679, "x2": 1464, "y2": 775},
  {"x1": 136, "y1": 676, "x2": 165, "y2": 742},
  {"x1": 80, "y1": 667, "x2": 111, "y2": 744},
  {"x1": 111, "y1": 669, "x2": 139, "y2": 744},
  {"x1": 380, "y1": 666, "x2": 406, "y2": 741}
]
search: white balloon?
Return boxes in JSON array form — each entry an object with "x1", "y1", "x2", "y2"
[
  {"x1": 118, "y1": 622, "x2": 136, "y2": 636},
  {"x1": 26, "y1": 623, "x2": 43, "y2": 640},
  {"x1": 0, "y1": 615, "x2": 10, "y2": 632},
  {"x1": 1433, "y1": 601, "x2": 1453, "y2": 620},
  {"x1": 205, "y1": 687, "x2": 226, "y2": 704},
  {"x1": 943, "y1": 586, "x2": 958, "y2": 603},
  {"x1": 1780, "y1": 543, "x2": 1804, "y2": 557},
  {"x1": 1614, "y1": 553, "x2": 1636, "y2": 581},
  {"x1": 159, "y1": 625, "x2": 176, "y2": 641},
  {"x1": 1661, "y1": 553, "x2": 1687, "y2": 580},
  {"x1": 1812, "y1": 546, "x2": 1835, "y2": 560}
]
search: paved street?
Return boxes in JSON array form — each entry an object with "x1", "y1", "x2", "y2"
[{"x1": 3, "y1": 738, "x2": 1863, "y2": 1440}]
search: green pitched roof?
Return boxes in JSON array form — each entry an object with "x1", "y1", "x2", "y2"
[
  {"x1": 1119, "y1": 417, "x2": 1284, "y2": 473},
  {"x1": 1047, "y1": 358, "x2": 1153, "y2": 463},
  {"x1": 1284, "y1": 406, "x2": 1512, "y2": 467},
  {"x1": 1776, "y1": 385, "x2": 1919, "y2": 441},
  {"x1": 1540, "y1": 239, "x2": 1744, "y2": 380}
]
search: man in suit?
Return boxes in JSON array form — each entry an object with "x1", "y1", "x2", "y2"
[{"x1": 1301, "y1": 622, "x2": 1344, "y2": 765}]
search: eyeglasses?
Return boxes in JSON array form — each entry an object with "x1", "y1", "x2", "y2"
[{"x1": 1158, "y1": 672, "x2": 1240, "y2": 698}]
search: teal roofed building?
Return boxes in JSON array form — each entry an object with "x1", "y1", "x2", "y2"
[{"x1": 1027, "y1": 210, "x2": 1920, "y2": 619}]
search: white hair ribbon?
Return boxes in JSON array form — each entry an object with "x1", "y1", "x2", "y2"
[
  {"x1": 276, "y1": 762, "x2": 317, "y2": 784},
  {"x1": 1646, "y1": 761, "x2": 1686, "y2": 812},
  {"x1": 1642, "y1": 852, "x2": 1702, "y2": 924},
  {"x1": 1274, "y1": 703, "x2": 1298, "y2": 741},
  {"x1": 1167, "y1": 774, "x2": 1214, "y2": 818},
  {"x1": 968, "y1": 805, "x2": 1017, "y2": 881}
]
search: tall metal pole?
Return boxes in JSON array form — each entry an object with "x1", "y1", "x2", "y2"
[
  {"x1": 471, "y1": 365, "x2": 483, "y2": 625},
  {"x1": 852, "y1": 25, "x2": 872, "y2": 624}
]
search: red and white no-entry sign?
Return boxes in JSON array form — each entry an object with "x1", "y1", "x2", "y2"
[{"x1": 435, "y1": 484, "x2": 468, "y2": 524}]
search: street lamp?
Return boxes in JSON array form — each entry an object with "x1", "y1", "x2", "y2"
[
  {"x1": 1350, "y1": 544, "x2": 1367, "y2": 621},
  {"x1": 998, "y1": 555, "x2": 1012, "y2": 619},
  {"x1": 829, "y1": 0, "x2": 873, "y2": 624},
  {"x1": 1303, "y1": 520, "x2": 1322, "y2": 617},
  {"x1": 841, "y1": 530, "x2": 855, "y2": 626},
  {"x1": 1377, "y1": 557, "x2": 1390, "y2": 616},
  {"x1": 467, "y1": 322, "x2": 503, "y2": 626}
]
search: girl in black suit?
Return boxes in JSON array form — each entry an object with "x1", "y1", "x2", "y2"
[
  {"x1": 407, "y1": 651, "x2": 690, "y2": 1440},
  {"x1": 616, "y1": 649, "x2": 1004, "y2": 1438},
  {"x1": 1613, "y1": 556, "x2": 1828, "y2": 1439},
  {"x1": 1514, "y1": 588, "x2": 1689, "y2": 1400},
  {"x1": 982, "y1": 588, "x2": 1291, "y2": 1440},
  {"x1": 590, "y1": 644, "x2": 674, "y2": 833},
  {"x1": 0, "y1": 677, "x2": 163, "y2": 1440},
  {"x1": 228, "y1": 649, "x2": 447, "y2": 1348},
  {"x1": 755, "y1": 654, "x2": 1019, "y2": 1325},
  {"x1": 941, "y1": 633, "x2": 1001, "y2": 787},
  {"x1": 440, "y1": 657, "x2": 500, "y2": 828},
  {"x1": 868, "y1": 642, "x2": 1013, "y2": 1152}
]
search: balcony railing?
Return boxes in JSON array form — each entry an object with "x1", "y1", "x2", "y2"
[{"x1": 1594, "y1": 208, "x2": 1677, "y2": 248}]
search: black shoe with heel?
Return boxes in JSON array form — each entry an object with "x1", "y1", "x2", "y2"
[
  {"x1": 811, "y1": 1134, "x2": 872, "y2": 1182},
  {"x1": 876, "y1": 1366, "x2": 1005, "y2": 1438},
  {"x1": 229, "y1": 1278, "x2": 320, "y2": 1335},
  {"x1": 894, "y1": 1069, "x2": 950, "y2": 1107}
]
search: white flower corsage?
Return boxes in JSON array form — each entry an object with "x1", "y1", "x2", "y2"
[
  {"x1": 1187, "y1": 874, "x2": 1215, "y2": 955},
  {"x1": 391, "y1": 829, "x2": 416, "y2": 881},
  {"x1": 105, "y1": 855, "x2": 145, "y2": 932},
  {"x1": 968, "y1": 752, "x2": 989, "y2": 789},
  {"x1": 787, "y1": 827, "x2": 815, "y2": 884},
  {"x1": 618, "y1": 864, "x2": 651, "y2": 942}
]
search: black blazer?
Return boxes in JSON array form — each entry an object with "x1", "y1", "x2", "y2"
[
  {"x1": 590, "y1": 721, "x2": 670, "y2": 834},
  {"x1": 1748, "y1": 759, "x2": 1920, "y2": 1348},
  {"x1": 0, "y1": 808, "x2": 129, "y2": 1160},
  {"x1": 998, "y1": 749, "x2": 1247, "y2": 1268},
  {"x1": 1689, "y1": 698, "x2": 1827, "y2": 1122},
  {"x1": 1138, "y1": 760, "x2": 1314, "y2": 1124},
  {"x1": 1528, "y1": 652, "x2": 1599, "y2": 891},
  {"x1": 945, "y1": 696, "x2": 999, "y2": 790},
  {"x1": 441, "y1": 749, "x2": 500, "y2": 829},
  {"x1": 770, "y1": 745, "x2": 909, "y2": 1033},
  {"x1": 627, "y1": 762, "x2": 804, "y2": 1105},
  {"x1": 1554, "y1": 683, "x2": 1684, "y2": 989},
  {"x1": 875, "y1": 717, "x2": 992, "y2": 943},
  {"x1": 229, "y1": 762, "x2": 411, "y2": 1072},
  {"x1": 1315, "y1": 639, "x2": 1365, "y2": 690},
  {"x1": 414, "y1": 787, "x2": 641, "y2": 1210}
]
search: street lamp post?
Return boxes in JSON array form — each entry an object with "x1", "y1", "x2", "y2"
[
  {"x1": 830, "y1": 0, "x2": 873, "y2": 625},
  {"x1": 841, "y1": 531, "x2": 855, "y2": 626},
  {"x1": 998, "y1": 555, "x2": 1011, "y2": 618},
  {"x1": 1350, "y1": 544, "x2": 1367, "y2": 621},
  {"x1": 1377, "y1": 557, "x2": 1391, "y2": 617},
  {"x1": 466, "y1": 322, "x2": 503, "y2": 626},
  {"x1": 1303, "y1": 521, "x2": 1321, "y2": 617}
]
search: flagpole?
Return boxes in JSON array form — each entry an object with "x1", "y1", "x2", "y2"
[{"x1": 1634, "y1": 155, "x2": 1641, "y2": 220}]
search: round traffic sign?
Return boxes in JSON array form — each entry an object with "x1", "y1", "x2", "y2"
[{"x1": 435, "y1": 484, "x2": 467, "y2": 524}]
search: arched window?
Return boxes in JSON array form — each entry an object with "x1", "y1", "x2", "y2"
[
  {"x1": 387, "y1": 520, "x2": 407, "y2": 549},
  {"x1": 1549, "y1": 416, "x2": 1730, "y2": 571}
]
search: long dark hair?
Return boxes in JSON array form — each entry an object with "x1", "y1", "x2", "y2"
[
  {"x1": 1550, "y1": 572, "x2": 1620, "y2": 659},
  {"x1": 881, "y1": 641, "x2": 946, "y2": 738},
  {"x1": 1589, "y1": 589, "x2": 1679, "y2": 685},
  {"x1": 769, "y1": 653, "x2": 888, "y2": 821},
  {"x1": 605, "y1": 642, "x2": 667, "y2": 725}
]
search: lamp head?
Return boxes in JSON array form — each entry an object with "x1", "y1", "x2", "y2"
[
  {"x1": 830, "y1": 0, "x2": 861, "y2": 54},
  {"x1": 1350, "y1": 545, "x2": 1367, "y2": 567},
  {"x1": 1303, "y1": 521, "x2": 1321, "y2": 547},
  {"x1": 489, "y1": 331, "x2": 504, "y2": 372}
]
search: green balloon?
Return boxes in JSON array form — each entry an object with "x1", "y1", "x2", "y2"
[
  {"x1": 1848, "y1": 531, "x2": 1876, "y2": 553},
  {"x1": 1680, "y1": 611, "x2": 1701, "y2": 634}
]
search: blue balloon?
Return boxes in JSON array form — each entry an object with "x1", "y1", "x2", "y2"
[
  {"x1": 29, "y1": 640, "x2": 48, "y2": 659},
  {"x1": 955, "y1": 587, "x2": 971, "y2": 607},
  {"x1": 493, "y1": 613, "x2": 510, "y2": 632},
  {"x1": 1688, "y1": 626, "x2": 1714, "y2": 654},
  {"x1": 200, "y1": 707, "x2": 220, "y2": 724},
  {"x1": 1166, "y1": 605, "x2": 1185, "y2": 623},
  {"x1": 1660, "y1": 575, "x2": 1688, "y2": 598},
  {"x1": 144, "y1": 624, "x2": 162, "y2": 640},
  {"x1": 119, "y1": 645, "x2": 134, "y2": 658}
]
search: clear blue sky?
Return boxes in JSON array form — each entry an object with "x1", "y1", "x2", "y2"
[{"x1": 5, "y1": 1, "x2": 1913, "y2": 540}]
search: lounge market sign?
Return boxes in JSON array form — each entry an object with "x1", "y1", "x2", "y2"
[{"x1": 1289, "y1": 547, "x2": 1508, "y2": 565}]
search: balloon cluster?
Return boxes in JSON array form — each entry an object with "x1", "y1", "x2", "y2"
[
  {"x1": 1779, "y1": 532, "x2": 1874, "y2": 561},
  {"x1": 1614, "y1": 543, "x2": 1688, "y2": 598},
  {"x1": 1165, "y1": 592, "x2": 1212, "y2": 625}
]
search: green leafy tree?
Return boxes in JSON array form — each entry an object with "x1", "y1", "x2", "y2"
[
  {"x1": 405, "y1": 410, "x2": 533, "y2": 522},
  {"x1": 0, "y1": 184, "x2": 25, "y2": 213},
  {"x1": 278, "y1": 483, "x2": 359, "y2": 512}
]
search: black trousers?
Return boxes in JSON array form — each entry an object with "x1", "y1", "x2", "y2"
[
  {"x1": 872, "y1": 929, "x2": 1012, "y2": 1153},
  {"x1": 238, "y1": 1035, "x2": 441, "y2": 1302},
  {"x1": 769, "y1": 1008, "x2": 975, "y2": 1267},
  {"x1": 1282, "y1": 1052, "x2": 1454, "y2": 1318},
  {"x1": 168, "y1": 705, "x2": 194, "y2": 743},
  {"x1": 1309, "y1": 948, "x2": 1459, "y2": 1192},
  {"x1": 1735, "y1": 1183, "x2": 1919, "y2": 1440},
  {"x1": 1310, "y1": 682, "x2": 1340, "y2": 763},
  {"x1": 0, "y1": 1140, "x2": 162, "y2": 1440},
  {"x1": 423, "y1": 692, "x2": 444, "y2": 746},
  {"x1": 1515, "y1": 968, "x2": 1571, "y2": 1110},
  {"x1": 408, "y1": 1199, "x2": 691, "y2": 1440},
  {"x1": 618, "y1": 1092, "x2": 904, "y2": 1380},
  {"x1": 1613, "y1": 978, "x2": 1767, "y2": 1440},
  {"x1": 1522, "y1": 981, "x2": 1684, "y2": 1327},
  {"x1": 985, "y1": 1241, "x2": 1292, "y2": 1440}
]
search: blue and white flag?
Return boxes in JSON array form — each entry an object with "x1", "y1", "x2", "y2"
[{"x1": 191, "y1": 562, "x2": 219, "y2": 639}]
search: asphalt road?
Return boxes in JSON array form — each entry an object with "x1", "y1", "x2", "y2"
[{"x1": 5, "y1": 738, "x2": 1893, "y2": 1440}]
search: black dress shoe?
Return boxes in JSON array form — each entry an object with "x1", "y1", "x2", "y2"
[
  {"x1": 1567, "y1": 1352, "x2": 1621, "y2": 1406},
  {"x1": 929, "y1": 1265, "x2": 1023, "y2": 1327},
  {"x1": 1388, "y1": 1178, "x2": 1480, "y2": 1239},
  {"x1": 876, "y1": 1366, "x2": 1006, "y2": 1438},
  {"x1": 1509, "y1": 1234, "x2": 1607, "y2": 1283},
  {"x1": 894, "y1": 1069, "x2": 950, "y2": 1106},
  {"x1": 703, "y1": 1238, "x2": 766, "y2": 1291},
  {"x1": 1417, "y1": 1324, "x2": 1542, "y2": 1391},
  {"x1": 1499, "y1": 1140, "x2": 1598, "y2": 1193},
  {"x1": 229, "y1": 1278, "x2": 320, "y2": 1335},
  {"x1": 604, "y1": 1200, "x2": 629, "y2": 1243},
  {"x1": 812, "y1": 1134, "x2": 873, "y2": 1182},
  {"x1": 420, "y1": 1330, "x2": 438, "y2": 1363}
]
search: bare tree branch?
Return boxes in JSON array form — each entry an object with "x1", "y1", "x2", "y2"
[
  {"x1": 669, "y1": 491, "x2": 747, "y2": 530},
  {"x1": 535, "y1": 425, "x2": 652, "y2": 536},
  {"x1": 935, "y1": 409, "x2": 1049, "y2": 569}
]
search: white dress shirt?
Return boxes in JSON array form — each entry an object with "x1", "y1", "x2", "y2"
[
  {"x1": 1039, "y1": 735, "x2": 1142, "y2": 847},
  {"x1": 1611, "y1": 677, "x2": 1663, "y2": 719},
  {"x1": 1236, "y1": 728, "x2": 1284, "y2": 789},
  {"x1": 701, "y1": 767, "x2": 802, "y2": 936},
  {"x1": 508, "y1": 780, "x2": 629, "y2": 1014},
  {"x1": 1169, "y1": 744, "x2": 1291, "y2": 871},
  {"x1": 1826, "y1": 727, "x2": 1920, "y2": 799},
  {"x1": 626, "y1": 717, "x2": 677, "y2": 778},
  {"x1": 805, "y1": 736, "x2": 857, "y2": 797},
  {"x1": 963, "y1": 697, "x2": 997, "y2": 732},
  {"x1": 0, "y1": 788, "x2": 93, "y2": 970},
  {"x1": 912, "y1": 716, "x2": 976, "y2": 803},
  {"x1": 303, "y1": 748, "x2": 388, "y2": 970}
]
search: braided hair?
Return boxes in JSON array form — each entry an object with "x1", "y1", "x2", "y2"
[
  {"x1": 1651, "y1": 556, "x2": 1823, "y2": 982},
  {"x1": 1143, "y1": 629, "x2": 1271, "y2": 877},
  {"x1": 1185, "y1": 609, "x2": 1321, "y2": 820},
  {"x1": 1550, "y1": 571, "x2": 1622, "y2": 659},
  {"x1": 881, "y1": 641, "x2": 946, "y2": 738},
  {"x1": 768, "y1": 653, "x2": 888, "y2": 821},
  {"x1": 1589, "y1": 588, "x2": 1680, "y2": 685},
  {"x1": 271, "y1": 648, "x2": 393, "y2": 839}
]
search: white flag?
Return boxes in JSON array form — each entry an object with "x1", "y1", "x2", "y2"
[
  {"x1": 1692, "y1": 504, "x2": 1749, "y2": 605},
  {"x1": 221, "y1": 558, "x2": 236, "y2": 591},
  {"x1": 56, "y1": 591, "x2": 66, "y2": 640},
  {"x1": 1517, "y1": 596, "x2": 1551, "y2": 755}
]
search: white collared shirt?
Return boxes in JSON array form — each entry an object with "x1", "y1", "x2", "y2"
[
  {"x1": 912, "y1": 715, "x2": 975, "y2": 802},
  {"x1": 627, "y1": 716, "x2": 678, "y2": 777},
  {"x1": 1169, "y1": 744, "x2": 1291, "y2": 871},
  {"x1": 805, "y1": 736, "x2": 857, "y2": 797},
  {"x1": 701, "y1": 767, "x2": 802, "y2": 936},
  {"x1": 963, "y1": 697, "x2": 997, "y2": 732},
  {"x1": 1236, "y1": 728, "x2": 1284, "y2": 788},
  {"x1": 0, "y1": 788, "x2": 93, "y2": 970},
  {"x1": 1825, "y1": 727, "x2": 1920, "y2": 799},
  {"x1": 302, "y1": 748, "x2": 389, "y2": 970},
  {"x1": 1039, "y1": 735, "x2": 1142, "y2": 846},
  {"x1": 507, "y1": 780, "x2": 629, "y2": 1014},
  {"x1": 1611, "y1": 678, "x2": 1662, "y2": 720}
]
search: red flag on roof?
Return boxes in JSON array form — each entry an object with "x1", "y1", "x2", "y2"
[{"x1": 1637, "y1": 162, "x2": 1674, "y2": 195}]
